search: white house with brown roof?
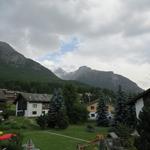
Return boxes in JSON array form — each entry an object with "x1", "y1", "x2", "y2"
[{"x1": 15, "y1": 92, "x2": 52, "y2": 117}]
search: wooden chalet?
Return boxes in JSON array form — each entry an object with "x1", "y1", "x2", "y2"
[{"x1": 15, "y1": 92, "x2": 52, "y2": 117}]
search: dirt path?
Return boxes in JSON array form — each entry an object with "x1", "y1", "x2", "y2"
[{"x1": 45, "y1": 131, "x2": 89, "y2": 143}]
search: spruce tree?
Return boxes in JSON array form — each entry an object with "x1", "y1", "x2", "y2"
[
  {"x1": 135, "y1": 107, "x2": 150, "y2": 150},
  {"x1": 48, "y1": 88, "x2": 69, "y2": 129},
  {"x1": 97, "y1": 94, "x2": 109, "y2": 127},
  {"x1": 125, "y1": 93, "x2": 137, "y2": 129},
  {"x1": 114, "y1": 86, "x2": 127, "y2": 125},
  {"x1": 63, "y1": 84, "x2": 78, "y2": 123},
  {"x1": 63, "y1": 84, "x2": 88, "y2": 124}
]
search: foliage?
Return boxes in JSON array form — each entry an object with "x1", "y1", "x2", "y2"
[
  {"x1": 96, "y1": 94, "x2": 109, "y2": 127},
  {"x1": 114, "y1": 86, "x2": 128, "y2": 125},
  {"x1": 125, "y1": 105, "x2": 137, "y2": 129},
  {"x1": 135, "y1": 107, "x2": 150, "y2": 150},
  {"x1": 48, "y1": 88, "x2": 69, "y2": 129},
  {"x1": 0, "y1": 117, "x2": 37, "y2": 130},
  {"x1": 36, "y1": 114, "x2": 48, "y2": 129},
  {"x1": 113, "y1": 123, "x2": 136, "y2": 150},
  {"x1": 0, "y1": 132, "x2": 23, "y2": 150},
  {"x1": 125, "y1": 93, "x2": 137, "y2": 129},
  {"x1": 0, "y1": 104, "x2": 13, "y2": 120},
  {"x1": 63, "y1": 84, "x2": 88, "y2": 124}
]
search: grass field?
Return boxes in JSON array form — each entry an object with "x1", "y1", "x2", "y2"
[
  {"x1": 23, "y1": 125, "x2": 108, "y2": 150},
  {"x1": 1, "y1": 117, "x2": 109, "y2": 150}
]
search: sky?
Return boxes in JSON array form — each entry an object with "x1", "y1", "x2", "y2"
[{"x1": 0, "y1": 0, "x2": 150, "y2": 89}]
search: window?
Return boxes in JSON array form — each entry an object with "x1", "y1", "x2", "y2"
[
  {"x1": 32, "y1": 104, "x2": 37, "y2": 108},
  {"x1": 32, "y1": 111, "x2": 37, "y2": 115},
  {"x1": 91, "y1": 106, "x2": 95, "y2": 110},
  {"x1": 91, "y1": 113, "x2": 95, "y2": 117}
]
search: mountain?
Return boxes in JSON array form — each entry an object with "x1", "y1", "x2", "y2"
[
  {"x1": 0, "y1": 41, "x2": 60, "y2": 82},
  {"x1": 55, "y1": 66, "x2": 143, "y2": 93},
  {"x1": 54, "y1": 68, "x2": 67, "y2": 78}
]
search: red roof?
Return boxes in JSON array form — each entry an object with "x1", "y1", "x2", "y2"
[{"x1": 0, "y1": 134, "x2": 16, "y2": 141}]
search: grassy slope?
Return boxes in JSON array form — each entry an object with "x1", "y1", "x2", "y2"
[{"x1": 0, "y1": 63, "x2": 59, "y2": 82}]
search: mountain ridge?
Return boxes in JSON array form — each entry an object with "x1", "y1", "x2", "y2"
[
  {"x1": 0, "y1": 41, "x2": 60, "y2": 82},
  {"x1": 54, "y1": 66, "x2": 143, "y2": 93}
]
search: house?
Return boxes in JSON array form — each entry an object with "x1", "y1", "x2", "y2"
[
  {"x1": 0, "y1": 90, "x2": 7, "y2": 104},
  {"x1": 87, "y1": 100, "x2": 114, "y2": 120},
  {"x1": 3, "y1": 90, "x2": 17, "y2": 103},
  {"x1": 87, "y1": 101, "x2": 98, "y2": 120},
  {"x1": 0, "y1": 89, "x2": 17, "y2": 104},
  {"x1": 129, "y1": 88, "x2": 150, "y2": 118},
  {"x1": 0, "y1": 90, "x2": 8, "y2": 114},
  {"x1": 15, "y1": 92, "x2": 52, "y2": 117}
]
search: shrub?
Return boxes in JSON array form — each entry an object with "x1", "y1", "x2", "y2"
[
  {"x1": 36, "y1": 114, "x2": 48, "y2": 129},
  {"x1": 0, "y1": 132, "x2": 23, "y2": 150}
]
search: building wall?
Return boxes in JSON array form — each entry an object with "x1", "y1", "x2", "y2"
[
  {"x1": 87, "y1": 102, "x2": 98, "y2": 113},
  {"x1": 135, "y1": 98, "x2": 144, "y2": 119},
  {"x1": 87, "y1": 102, "x2": 114, "y2": 120},
  {"x1": 25, "y1": 102, "x2": 48, "y2": 117},
  {"x1": 89, "y1": 112, "x2": 97, "y2": 120}
]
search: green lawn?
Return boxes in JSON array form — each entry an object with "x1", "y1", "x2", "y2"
[
  {"x1": 23, "y1": 125, "x2": 109, "y2": 150},
  {"x1": 1, "y1": 117, "x2": 109, "y2": 150}
]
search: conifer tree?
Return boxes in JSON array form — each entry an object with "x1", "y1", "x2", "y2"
[
  {"x1": 48, "y1": 88, "x2": 69, "y2": 129},
  {"x1": 114, "y1": 86, "x2": 127, "y2": 125},
  {"x1": 97, "y1": 94, "x2": 109, "y2": 127},
  {"x1": 125, "y1": 94, "x2": 137, "y2": 129},
  {"x1": 63, "y1": 84, "x2": 88, "y2": 124}
]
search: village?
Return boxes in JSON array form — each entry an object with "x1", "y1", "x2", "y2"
[
  {"x1": 0, "y1": 1, "x2": 150, "y2": 150},
  {"x1": 0, "y1": 86, "x2": 149, "y2": 150}
]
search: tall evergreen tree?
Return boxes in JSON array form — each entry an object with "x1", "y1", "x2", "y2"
[
  {"x1": 114, "y1": 86, "x2": 127, "y2": 125},
  {"x1": 48, "y1": 88, "x2": 69, "y2": 129},
  {"x1": 125, "y1": 94, "x2": 137, "y2": 129},
  {"x1": 97, "y1": 94, "x2": 109, "y2": 127},
  {"x1": 63, "y1": 84, "x2": 88, "y2": 124},
  {"x1": 63, "y1": 84, "x2": 78, "y2": 123},
  {"x1": 135, "y1": 107, "x2": 150, "y2": 150}
]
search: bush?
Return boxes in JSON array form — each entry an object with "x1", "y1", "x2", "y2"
[
  {"x1": 57, "y1": 110, "x2": 69, "y2": 129},
  {"x1": 36, "y1": 114, "x2": 48, "y2": 129},
  {"x1": 112, "y1": 123, "x2": 136, "y2": 149},
  {"x1": 0, "y1": 132, "x2": 23, "y2": 150}
]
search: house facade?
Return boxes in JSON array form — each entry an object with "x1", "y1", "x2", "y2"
[
  {"x1": 87, "y1": 100, "x2": 114, "y2": 120},
  {"x1": 15, "y1": 92, "x2": 52, "y2": 117},
  {"x1": 129, "y1": 88, "x2": 150, "y2": 118},
  {"x1": 87, "y1": 101, "x2": 98, "y2": 120}
]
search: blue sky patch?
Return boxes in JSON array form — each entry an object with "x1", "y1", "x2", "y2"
[
  {"x1": 60, "y1": 36, "x2": 80, "y2": 54},
  {"x1": 37, "y1": 36, "x2": 80, "y2": 62}
]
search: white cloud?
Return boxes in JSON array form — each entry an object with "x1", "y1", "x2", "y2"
[{"x1": 0, "y1": 0, "x2": 150, "y2": 89}]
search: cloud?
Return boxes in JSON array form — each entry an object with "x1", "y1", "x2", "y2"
[{"x1": 0, "y1": 0, "x2": 150, "y2": 89}]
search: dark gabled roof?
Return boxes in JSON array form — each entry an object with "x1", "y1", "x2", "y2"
[
  {"x1": 128, "y1": 88, "x2": 150, "y2": 105},
  {"x1": 17, "y1": 92, "x2": 52, "y2": 103}
]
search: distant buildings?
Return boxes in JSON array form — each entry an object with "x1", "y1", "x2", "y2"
[
  {"x1": 15, "y1": 92, "x2": 52, "y2": 117},
  {"x1": 0, "y1": 89, "x2": 17, "y2": 104},
  {"x1": 129, "y1": 88, "x2": 150, "y2": 118}
]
